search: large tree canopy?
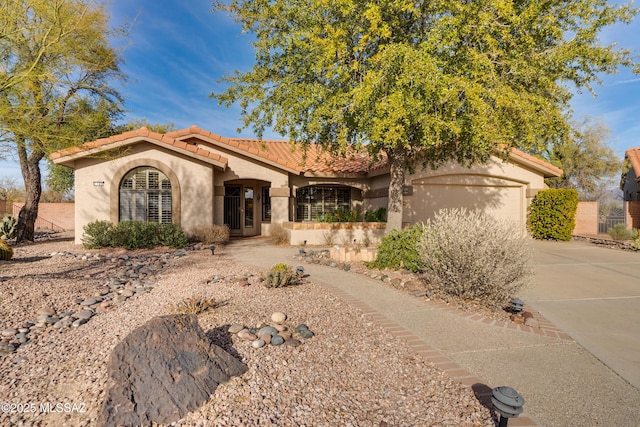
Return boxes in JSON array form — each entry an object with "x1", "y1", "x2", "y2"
[
  {"x1": 212, "y1": 0, "x2": 639, "y2": 229},
  {"x1": 0, "y1": 0, "x2": 125, "y2": 242}
]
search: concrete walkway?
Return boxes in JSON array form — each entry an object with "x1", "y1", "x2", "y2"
[{"x1": 227, "y1": 238, "x2": 640, "y2": 427}]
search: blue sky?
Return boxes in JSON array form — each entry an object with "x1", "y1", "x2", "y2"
[{"x1": 1, "y1": 0, "x2": 639, "y2": 184}]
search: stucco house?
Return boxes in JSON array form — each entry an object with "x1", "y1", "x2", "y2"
[{"x1": 50, "y1": 125, "x2": 562, "y2": 245}]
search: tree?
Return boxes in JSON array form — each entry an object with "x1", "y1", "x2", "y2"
[
  {"x1": 0, "y1": 0, "x2": 125, "y2": 242},
  {"x1": 212, "y1": 0, "x2": 639, "y2": 230},
  {"x1": 545, "y1": 117, "x2": 621, "y2": 200}
]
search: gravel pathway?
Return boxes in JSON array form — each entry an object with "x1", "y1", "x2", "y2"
[{"x1": 0, "y1": 236, "x2": 493, "y2": 426}]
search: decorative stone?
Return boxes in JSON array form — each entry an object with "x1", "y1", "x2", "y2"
[
  {"x1": 271, "y1": 335, "x2": 285, "y2": 346},
  {"x1": 257, "y1": 326, "x2": 278, "y2": 337},
  {"x1": 285, "y1": 338, "x2": 301, "y2": 347},
  {"x1": 37, "y1": 307, "x2": 56, "y2": 316},
  {"x1": 274, "y1": 324, "x2": 288, "y2": 332},
  {"x1": 252, "y1": 339, "x2": 266, "y2": 349},
  {"x1": 239, "y1": 331, "x2": 257, "y2": 341},
  {"x1": 99, "y1": 314, "x2": 247, "y2": 427},
  {"x1": 227, "y1": 324, "x2": 245, "y2": 334},
  {"x1": 72, "y1": 318, "x2": 89, "y2": 328},
  {"x1": 279, "y1": 331, "x2": 292, "y2": 340},
  {"x1": 295, "y1": 324, "x2": 309, "y2": 333},
  {"x1": 121, "y1": 289, "x2": 135, "y2": 298},
  {"x1": 1, "y1": 328, "x2": 18, "y2": 337},
  {"x1": 81, "y1": 297, "x2": 100, "y2": 306},
  {"x1": 75, "y1": 309, "x2": 94, "y2": 320},
  {"x1": 300, "y1": 329, "x2": 315, "y2": 339},
  {"x1": 271, "y1": 312, "x2": 287, "y2": 324},
  {"x1": 0, "y1": 342, "x2": 16, "y2": 354},
  {"x1": 260, "y1": 334, "x2": 272, "y2": 344}
]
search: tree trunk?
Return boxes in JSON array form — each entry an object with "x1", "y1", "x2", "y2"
[
  {"x1": 16, "y1": 151, "x2": 43, "y2": 243},
  {"x1": 386, "y1": 149, "x2": 406, "y2": 232}
]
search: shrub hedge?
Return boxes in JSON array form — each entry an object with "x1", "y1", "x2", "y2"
[
  {"x1": 82, "y1": 220, "x2": 188, "y2": 249},
  {"x1": 367, "y1": 224, "x2": 424, "y2": 273},
  {"x1": 528, "y1": 188, "x2": 578, "y2": 241}
]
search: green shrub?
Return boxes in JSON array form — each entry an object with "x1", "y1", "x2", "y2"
[
  {"x1": 262, "y1": 263, "x2": 300, "y2": 288},
  {"x1": 608, "y1": 223, "x2": 634, "y2": 241},
  {"x1": 528, "y1": 188, "x2": 579, "y2": 241},
  {"x1": 318, "y1": 207, "x2": 360, "y2": 222},
  {"x1": 364, "y1": 207, "x2": 387, "y2": 222},
  {"x1": 0, "y1": 215, "x2": 17, "y2": 240},
  {"x1": 367, "y1": 224, "x2": 424, "y2": 273},
  {"x1": 82, "y1": 220, "x2": 188, "y2": 249},
  {"x1": 188, "y1": 225, "x2": 230, "y2": 244},
  {"x1": 419, "y1": 209, "x2": 533, "y2": 310},
  {"x1": 269, "y1": 223, "x2": 290, "y2": 245},
  {"x1": 82, "y1": 220, "x2": 116, "y2": 249}
]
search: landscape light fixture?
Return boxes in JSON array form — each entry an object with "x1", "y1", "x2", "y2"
[{"x1": 491, "y1": 386, "x2": 525, "y2": 427}]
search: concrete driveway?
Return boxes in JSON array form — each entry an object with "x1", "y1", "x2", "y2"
[{"x1": 525, "y1": 240, "x2": 640, "y2": 390}]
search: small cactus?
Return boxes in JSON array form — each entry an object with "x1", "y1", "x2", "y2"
[
  {"x1": 0, "y1": 215, "x2": 17, "y2": 240},
  {"x1": 262, "y1": 263, "x2": 300, "y2": 288},
  {"x1": 0, "y1": 239, "x2": 13, "y2": 261}
]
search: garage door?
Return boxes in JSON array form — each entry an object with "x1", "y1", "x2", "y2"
[{"x1": 409, "y1": 176, "x2": 525, "y2": 230}]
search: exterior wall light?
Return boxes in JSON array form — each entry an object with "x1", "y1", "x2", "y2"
[{"x1": 491, "y1": 386, "x2": 525, "y2": 427}]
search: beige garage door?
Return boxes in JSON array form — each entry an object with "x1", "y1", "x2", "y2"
[{"x1": 410, "y1": 177, "x2": 525, "y2": 229}]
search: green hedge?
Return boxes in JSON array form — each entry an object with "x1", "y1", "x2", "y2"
[
  {"x1": 528, "y1": 188, "x2": 578, "y2": 241},
  {"x1": 367, "y1": 224, "x2": 424, "y2": 273},
  {"x1": 82, "y1": 220, "x2": 188, "y2": 249}
]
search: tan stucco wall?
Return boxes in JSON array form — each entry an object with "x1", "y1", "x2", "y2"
[
  {"x1": 72, "y1": 144, "x2": 215, "y2": 244},
  {"x1": 402, "y1": 156, "x2": 546, "y2": 231}
]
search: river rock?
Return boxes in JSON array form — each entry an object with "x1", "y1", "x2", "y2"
[
  {"x1": 99, "y1": 314, "x2": 247, "y2": 427},
  {"x1": 271, "y1": 312, "x2": 287, "y2": 323},
  {"x1": 228, "y1": 324, "x2": 245, "y2": 334}
]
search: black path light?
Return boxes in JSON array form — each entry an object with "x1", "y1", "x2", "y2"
[
  {"x1": 209, "y1": 244, "x2": 216, "y2": 255},
  {"x1": 296, "y1": 266, "x2": 305, "y2": 277},
  {"x1": 491, "y1": 386, "x2": 525, "y2": 427},
  {"x1": 509, "y1": 297, "x2": 524, "y2": 314}
]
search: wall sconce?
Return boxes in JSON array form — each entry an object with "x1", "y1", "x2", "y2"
[{"x1": 93, "y1": 181, "x2": 105, "y2": 187}]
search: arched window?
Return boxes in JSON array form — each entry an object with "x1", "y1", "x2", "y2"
[
  {"x1": 295, "y1": 185, "x2": 351, "y2": 221},
  {"x1": 119, "y1": 167, "x2": 172, "y2": 223}
]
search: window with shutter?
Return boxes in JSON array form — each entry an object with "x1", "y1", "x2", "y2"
[{"x1": 119, "y1": 167, "x2": 173, "y2": 224}]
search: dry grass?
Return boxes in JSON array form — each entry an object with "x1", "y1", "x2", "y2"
[
  {"x1": 188, "y1": 225, "x2": 230, "y2": 245},
  {"x1": 170, "y1": 295, "x2": 218, "y2": 315},
  {"x1": 269, "y1": 223, "x2": 290, "y2": 245}
]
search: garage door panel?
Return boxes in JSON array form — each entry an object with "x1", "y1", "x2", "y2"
[{"x1": 409, "y1": 183, "x2": 523, "y2": 228}]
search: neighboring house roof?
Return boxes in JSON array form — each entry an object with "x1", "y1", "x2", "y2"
[
  {"x1": 50, "y1": 125, "x2": 562, "y2": 177},
  {"x1": 625, "y1": 148, "x2": 640, "y2": 181}
]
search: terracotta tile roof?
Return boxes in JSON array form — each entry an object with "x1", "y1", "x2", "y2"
[
  {"x1": 508, "y1": 147, "x2": 563, "y2": 177},
  {"x1": 168, "y1": 125, "x2": 380, "y2": 174},
  {"x1": 50, "y1": 126, "x2": 228, "y2": 167},
  {"x1": 50, "y1": 125, "x2": 560, "y2": 177},
  {"x1": 625, "y1": 148, "x2": 640, "y2": 181}
]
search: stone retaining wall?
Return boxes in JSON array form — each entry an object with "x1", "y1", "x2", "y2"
[{"x1": 282, "y1": 222, "x2": 386, "y2": 246}]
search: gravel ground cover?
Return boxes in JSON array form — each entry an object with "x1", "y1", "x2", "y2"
[{"x1": 0, "y1": 234, "x2": 493, "y2": 426}]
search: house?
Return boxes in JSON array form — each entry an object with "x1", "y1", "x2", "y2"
[{"x1": 50, "y1": 126, "x2": 562, "y2": 245}]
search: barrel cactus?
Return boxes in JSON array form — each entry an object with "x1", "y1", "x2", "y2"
[
  {"x1": 262, "y1": 263, "x2": 299, "y2": 288},
  {"x1": 0, "y1": 239, "x2": 13, "y2": 261}
]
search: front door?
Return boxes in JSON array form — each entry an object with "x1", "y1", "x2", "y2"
[
  {"x1": 224, "y1": 184, "x2": 257, "y2": 236},
  {"x1": 224, "y1": 186, "x2": 241, "y2": 234}
]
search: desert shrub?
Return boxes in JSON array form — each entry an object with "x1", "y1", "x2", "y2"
[
  {"x1": 156, "y1": 223, "x2": 189, "y2": 248},
  {"x1": 367, "y1": 224, "x2": 424, "y2": 273},
  {"x1": 419, "y1": 209, "x2": 533, "y2": 310},
  {"x1": 318, "y1": 207, "x2": 360, "y2": 222},
  {"x1": 0, "y1": 214, "x2": 17, "y2": 240},
  {"x1": 269, "y1": 223, "x2": 290, "y2": 245},
  {"x1": 528, "y1": 188, "x2": 578, "y2": 241},
  {"x1": 188, "y1": 225, "x2": 230, "y2": 244},
  {"x1": 608, "y1": 223, "x2": 634, "y2": 241},
  {"x1": 262, "y1": 263, "x2": 300, "y2": 288},
  {"x1": 171, "y1": 295, "x2": 217, "y2": 315},
  {"x1": 82, "y1": 220, "x2": 188, "y2": 249},
  {"x1": 364, "y1": 207, "x2": 387, "y2": 222},
  {"x1": 82, "y1": 220, "x2": 116, "y2": 249},
  {"x1": 0, "y1": 239, "x2": 13, "y2": 260}
]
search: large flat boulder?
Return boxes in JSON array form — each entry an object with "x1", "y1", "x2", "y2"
[{"x1": 99, "y1": 314, "x2": 247, "y2": 427}]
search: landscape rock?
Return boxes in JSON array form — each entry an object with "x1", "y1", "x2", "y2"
[
  {"x1": 271, "y1": 312, "x2": 287, "y2": 323},
  {"x1": 99, "y1": 314, "x2": 247, "y2": 427}
]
